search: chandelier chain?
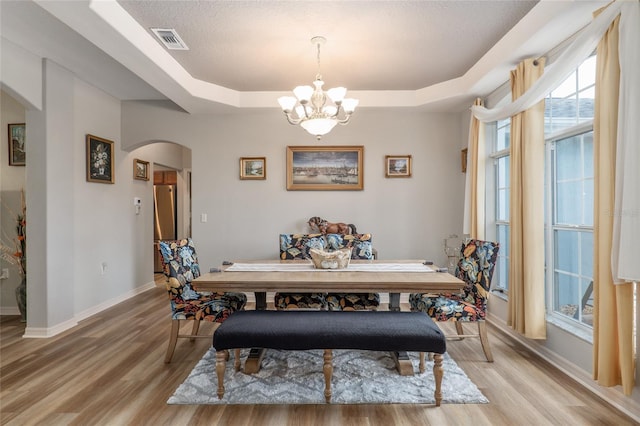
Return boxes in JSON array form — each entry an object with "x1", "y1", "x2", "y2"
[{"x1": 316, "y1": 41, "x2": 322, "y2": 80}]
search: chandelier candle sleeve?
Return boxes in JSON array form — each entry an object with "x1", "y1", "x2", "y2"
[{"x1": 278, "y1": 36, "x2": 358, "y2": 140}]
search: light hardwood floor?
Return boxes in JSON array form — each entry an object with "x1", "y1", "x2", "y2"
[{"x1": 0, "y1": 279, "x2": 635, "y2": 426}]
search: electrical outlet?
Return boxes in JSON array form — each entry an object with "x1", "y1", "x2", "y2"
[{"x1": 100, "y1": 262, "x2": 108, "y2": 275}]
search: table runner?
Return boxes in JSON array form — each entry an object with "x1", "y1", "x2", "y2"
[{"x1": 225, "y1": 262, "x2": 434, "y2": 273}]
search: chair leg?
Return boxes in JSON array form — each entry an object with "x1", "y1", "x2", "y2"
[
  {"x1": 455, "y1": 321, "x2": 464, "y2": 338},
  {"x1": 165, "y1": 319, "x2": 181, "y2": 363},
  {"x1": 190, "y1": 320, "x2": 201, "y2": 342},
  {"x1": 478, "y1": 321, "x2": 494, "y2": 362}
]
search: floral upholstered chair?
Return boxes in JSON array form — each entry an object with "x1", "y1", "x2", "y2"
[
  {"x1": 324, "y1": 233, "x2": 380, "y2": 311},
  {"x1": 158, "y1": 238, "x2": 247, "y2": 362},
  {"x1": 275, "y1": 233, "x2": 328, "y2": 309},
  {"x1": 409, "y1": 239, "x2": 499, "y2": 361}
]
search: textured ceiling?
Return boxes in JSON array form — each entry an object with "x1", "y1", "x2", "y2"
[
  {"x1": 2, "y1": 1, "x2": 608, "y2": 113},
  {"x1": 118, "y1": 1, "x2": 538, "y2": 92}
]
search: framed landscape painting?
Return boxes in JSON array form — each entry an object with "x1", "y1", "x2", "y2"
[
  {"x1": 86, "y1": 134, "x2": 114, "y2": 184},
  {"x1": 240, "y1": 157, "x2": 266, "y2": 180},
  {"x1": 133, "y1": 158, "x2": 149, "y2": 181},
  {"x1": 8, "y1": 123, "x2": 26, "y2": 166},
  {"x1": 385, "y1": 155, "x2": 412, "y2": 178},
  {"x1": 286, "y1": 145, "x2": 364, "y2": 191}
]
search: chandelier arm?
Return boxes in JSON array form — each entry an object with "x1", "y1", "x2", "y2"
[
  {"x1": 283, "y1": 112, "x2": 303, "y2": 126},
  {"x1": 336, "y1": 114, "x2": 354, "y2": 125}
]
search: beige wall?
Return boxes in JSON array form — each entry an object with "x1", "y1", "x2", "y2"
[{"x1": 122, "y1": 101, "x2": 468, "y2": 269}]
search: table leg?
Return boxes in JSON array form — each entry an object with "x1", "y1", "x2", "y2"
[
  {"x1": 244, "y1": 291, "x2": 268, "y2": 373},
  {"x1": 391, "y1": 351, "x2": 415, "y2": 376},
  {"x1": 389, "y1": 292, "x2": 401, "y2": 311},
  {"x1": 243, "y1": 348, "x2": 266, "y2": 374},
  {"x1": 387, "y1": 292, "x2": 413, "y2": 374},
  {"x1": 255, "y1": 292, "x2": 267, "y2": 310}
]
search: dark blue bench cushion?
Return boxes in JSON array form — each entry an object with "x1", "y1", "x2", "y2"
[{"x1": 213, "y1": 310, "x2": 446, "y2": 354}]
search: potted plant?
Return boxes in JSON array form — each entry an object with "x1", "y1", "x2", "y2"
[{"x1": 1, "y1": 191, "x2": 26, "y2": 321}]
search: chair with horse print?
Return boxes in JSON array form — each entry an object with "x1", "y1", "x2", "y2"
[
  {"x1": 158, "y1": 238, "x2": 247, "y2": 362},
  {"x1": 409, "y1": 239, "x2": 499, "y2": 361}
]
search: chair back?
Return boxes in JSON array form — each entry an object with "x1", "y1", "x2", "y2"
[
  {"x1": 158, "y1": 238, "x2": 202, "y2": 304},
  {"x1": 325, "y1": 233, "x2": 374, "y2": 260},
  {"x1": 455, "y1": 239, "x2": 499, "y2": 311},
  {"x1": 279, "y1": 234, "x2": 327, "y2": 260}
]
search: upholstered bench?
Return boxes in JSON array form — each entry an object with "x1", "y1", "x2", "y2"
[{"x1": 213, "y1": 310, "x2": 447, "y2": 405}]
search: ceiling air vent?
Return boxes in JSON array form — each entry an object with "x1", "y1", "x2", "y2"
[{"x1": 151, "y1": 28, "x2": 189, "y2": 50}]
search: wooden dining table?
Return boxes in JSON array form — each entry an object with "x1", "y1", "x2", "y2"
[{"x1": 192, "y1": 259, "x2": 464, "y2": 375}]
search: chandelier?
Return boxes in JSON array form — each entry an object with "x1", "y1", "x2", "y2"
[{"x1": 278, "y1": 36, "x2": 358, "y2": 140}]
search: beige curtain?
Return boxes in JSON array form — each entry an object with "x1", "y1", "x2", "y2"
[
  {"x1": 507, "y1": 58, "x2": 547, "y2": 339},
  {"x1": 592, "y1": 10, "x2": 635, "y2": 396},
  {"x1": 464, "y1": 97, "x2": 485, "y2": 240}
]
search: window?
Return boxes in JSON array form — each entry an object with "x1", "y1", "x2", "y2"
[
  {"x1": 547, "y1": 131, "x2": 594, "y2": 328},
  {"x1": 493, "y1": 119, "x2": 510, "y2": 292},
  {"x1": 488, "y1": 54, "x2": 595, "y2": 334}
]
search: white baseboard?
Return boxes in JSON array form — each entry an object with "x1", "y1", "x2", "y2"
[
  {"x1": 22, "y1": 281, "x2": 157, "y2": 338},
  {"x1": 488, "y1": 314, "x2": 640, "y2": 423},
  {"x1": 0, "y1": 307, "x2": 20, "y2": 316}
]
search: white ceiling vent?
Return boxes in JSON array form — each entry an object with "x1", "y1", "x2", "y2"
[{"x1": 151, "y1": 28, "x2": 189, "y2": 50}]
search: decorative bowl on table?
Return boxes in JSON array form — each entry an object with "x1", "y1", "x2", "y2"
[{"x1": 309, "y1": 248, "x2": 352, "y2": 269}]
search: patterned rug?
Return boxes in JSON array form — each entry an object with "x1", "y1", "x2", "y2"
[{"x1": 168, "y1": 348, "x2": 489, "y2": 405}]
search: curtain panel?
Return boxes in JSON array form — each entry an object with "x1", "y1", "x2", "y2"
[
  {"x1": 462, "y1": 98, "x2": 485, "y2": 240},
  {"x1": 506, "y1": 58, "x2": 546, "y2": 340},
  {"x1": 592, "y1": 6, "x2": 635, "y2": 397}
]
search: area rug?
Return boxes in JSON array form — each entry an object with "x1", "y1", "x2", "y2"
[{"x1": 168, "y1": 348, "x2": 488, "y2": 405}]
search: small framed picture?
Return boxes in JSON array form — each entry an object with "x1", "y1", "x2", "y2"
[
  {"x1": 8, "y1": 123, "x2": 26, "y2": 166},
  {"x1": 461, "y1": 148, "x2": 468, "y2": 173},
  {"x1": 385, "y1": 155, "x2": 412, "y2": 178},
  {"x1": 133, "y1": 158, "x2": 150, "y2": 181},
  {"x1": 240, "y1": 157, "x2": 266, "y2": 180},
  {"x1": 86, "y1": 134, "x2": 115, "y2": 184}
]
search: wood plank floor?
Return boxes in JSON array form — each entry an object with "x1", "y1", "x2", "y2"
[{"x1": 0, "y1": 279, "x2": 635, "y2": 426}]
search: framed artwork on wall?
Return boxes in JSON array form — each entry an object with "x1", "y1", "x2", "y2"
[
  {"x1": 385, "y1": 155, "x2": 412, "y2": 178},
  {"x1": 8, "y1": 123, "x2": 26, "y2": 166},
  {"x1": 461, "y1": 148, "x2": 468, "y2": 173},
  {"x1": 86, "y1": 134, "x2": 114, "y2": 184},
  {"x1": 240, "y1": 157, "x2": 266, "y2": 180},
  {"x1": 286, "y1": 145, "x2": 364, "y2": 191},
  {"x1": 133, "y1": 158, "x2": 149, "y2": 181}
]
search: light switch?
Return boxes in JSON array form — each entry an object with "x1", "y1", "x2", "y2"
[{"x1": 201, "y1": 213, "x2": 208, "y2": 223}]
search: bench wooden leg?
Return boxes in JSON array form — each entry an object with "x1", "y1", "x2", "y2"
[
  {"x1": 323, "y1": 349, "x2": 333, "y2": 403},
  {"x1": 419, "y1": 352, "x2": 425, "y2": 373},
  {"x1": 216, "y1": 350, "x2": 227, "y2": 399},
  {"x1": 433, "y1": 353, "x2": 444, "y2": 406}
]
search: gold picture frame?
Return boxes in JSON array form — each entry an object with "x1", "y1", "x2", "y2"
[
  {"x1": 385, "y1": 155, "x2": 412, "y2": 178},
  {"x1": 133, "y1": 158, "x2": 149, "y2": 181},
  {"x1": 8, "y1": 123, "x2": 26, "y2": 166},
  {"x1": 240, "y1": 157, "x2": 266, "y2": 180},
  {"x1": 461, "y1": 148, "x2": 468, "y2": 173},
  {"x1": 86, "y1": 134, "x2": 114, "y2": 184},
  {"x1": 286, "y1": 145, "x2": 364, "y2": 191}
]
